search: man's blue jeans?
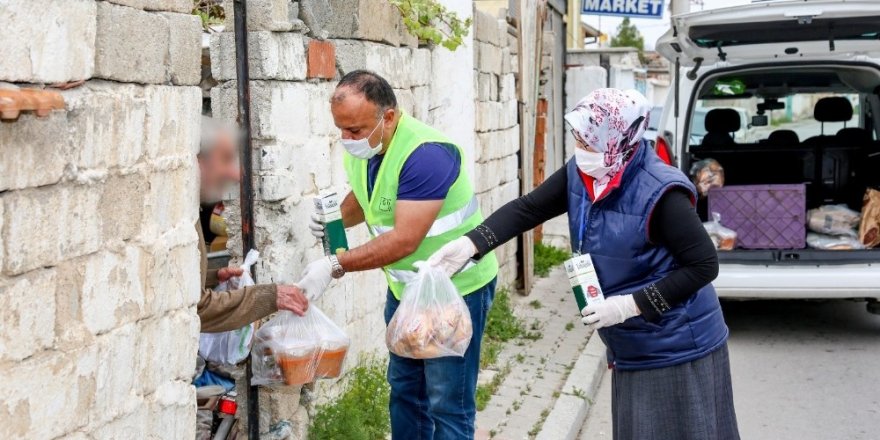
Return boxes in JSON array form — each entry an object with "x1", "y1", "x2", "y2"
[{"x1": 384, "y1": 278, "x2": 497, "y2": 440}]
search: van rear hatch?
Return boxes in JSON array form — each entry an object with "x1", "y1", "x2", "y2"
[{"x1": 657, "y1": 0, "x2": 880, "y2": 66}]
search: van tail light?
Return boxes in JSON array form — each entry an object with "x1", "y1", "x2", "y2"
[{"x1": 655, "y1": 135, "x2": 673, "y2": 165}]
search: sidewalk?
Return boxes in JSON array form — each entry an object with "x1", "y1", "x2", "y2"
[{"x1": 475, "y1": 267, "x2": 606, "y2": 440}]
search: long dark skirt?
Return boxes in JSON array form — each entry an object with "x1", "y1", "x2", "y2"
[{"x1": 611, "y1": 343, "x2": 740, "y2": 440}]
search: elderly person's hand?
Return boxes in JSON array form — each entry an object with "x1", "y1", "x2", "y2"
[
  {"x1": 276, "y1": 285, "x2": 309, "y2": 316},
  {"x1": 581, "y1": 295, "x2": 640, "y2": 330},
  {"x1": 295, "y1": 257, "x2": 334, "y2": 301},
  {"x1": 217, "y1": 266, "x2": 245, "y2": 282},
  {"x1": 427, "y1": 236, "x2": 477, "y2": 277}
]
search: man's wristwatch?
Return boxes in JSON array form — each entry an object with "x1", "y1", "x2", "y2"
[{"x1": 328, "y1": 255, "x2": 345, "y2": 279}]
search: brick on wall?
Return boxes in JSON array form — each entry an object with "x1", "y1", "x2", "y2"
[{"x1": 0, "y1": 269, "x2": 57, "y2": 362}]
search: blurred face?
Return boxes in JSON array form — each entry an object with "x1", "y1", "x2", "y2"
[
  {"x1": 330, "y1": 87, "x2": 395, "y2": 150},
  {"x1": 198, "y1": 131, "x2": 240, "y2": 204}
]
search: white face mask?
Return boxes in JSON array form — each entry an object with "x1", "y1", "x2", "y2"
[
  {"x1": 575, "y1": 148, "x2": 613, "y2": 179},
  {"x1": 341, "y1": 118, "x2": 384, "y2": 159}
]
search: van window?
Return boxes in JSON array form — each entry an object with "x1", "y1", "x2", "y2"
[{"x1": 689, "y1": 93, "x2": 863, "y2": 148}]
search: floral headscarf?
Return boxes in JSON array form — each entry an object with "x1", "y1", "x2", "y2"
[{"x1": 564, "y1": 88, "x2": 651, "y2": 187}]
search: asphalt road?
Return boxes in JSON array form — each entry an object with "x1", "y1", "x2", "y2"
[{"x1": 580, "y1": 299, "x2": 880, "y2": 440}]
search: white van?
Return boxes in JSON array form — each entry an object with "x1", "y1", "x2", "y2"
[{"x1": 654, "y1": 0, "x2": 880, "y2": 311}]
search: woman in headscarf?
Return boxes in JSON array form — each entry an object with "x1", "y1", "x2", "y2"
[{"x1": 429, "y1": 88, "x2": 740, "y2": 439}]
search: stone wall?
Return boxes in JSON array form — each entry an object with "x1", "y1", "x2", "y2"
[
  {"x1": 472, "y1": 9, "x2": 521, "y2": 288},
  {"x1": 0, "y1": 1, "x2": 202, "y2": 439}
]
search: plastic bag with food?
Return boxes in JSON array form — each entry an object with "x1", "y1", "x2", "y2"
[
  {"x1": 859, "y1": 188, "x2": 880, "y2": 249},
  {"x1": 250, "y1": 305, "x2": 350, "y2": 386},
  {"x1": 702, "y1": 212, "x2": 737, "y2": 250},
  {"x1": 198, "y1": 250, "x2": 260, "y2": 366},
  {"x1": 690, "y1": 158, "x2": 725, "y2": 197},
  {"x1": 386, "y1": 263, "x2": 473, "y2": 359},
  {"x1": 807, "y1": 233, "x2": 865, "y2": 250},
  {"x1": 807, "y1": 204, "x2": 860, "y2": 237}
]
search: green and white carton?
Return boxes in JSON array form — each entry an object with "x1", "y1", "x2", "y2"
[
  {"x1": 564, "y1": 253, "x2": 605, "y2": 312},
  {"x1": 314, "y1": 191, "x2": 349, "y2": 256}
]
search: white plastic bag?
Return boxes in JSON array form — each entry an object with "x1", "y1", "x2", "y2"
[
  {"x1": 386, "y1": 262, "x2": 473, "y2": 359},
  {"x1": 806, "y1": 233, "x2": 865, "y2": 250},
  {"x1": 702, "y1": 212, "x2": 737, "y2": 250},
  {"x1": 198, "y1": 250, "x2": 259, "y2": 365},
  {"x1": 251, "y1": 305, "x2": 350, "y2": 386},
  {"x1": 807, "y1": 204, "x2": 861, "y2": 237}
]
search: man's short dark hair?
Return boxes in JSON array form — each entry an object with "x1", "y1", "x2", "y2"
[{"x1": 334, "y1": 70, "x2": 398, "y2": 114}]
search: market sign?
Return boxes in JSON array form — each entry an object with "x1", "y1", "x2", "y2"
[{"x1": 582, "y1": 0, "x2": 665, "y2": 19}]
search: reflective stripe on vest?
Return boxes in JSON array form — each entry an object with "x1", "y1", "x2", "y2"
[{"x1": 369, "y1": 196, "x2": 479, "y2": 238}]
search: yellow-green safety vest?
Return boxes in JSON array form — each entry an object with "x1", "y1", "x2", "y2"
[{"x1": 343, "y1": 113, "x2": 498, "y2": 299}]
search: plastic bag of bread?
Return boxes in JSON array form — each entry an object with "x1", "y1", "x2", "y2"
[
  {"x1": 690, "y1": 158, "x2": 725, "y2": 197},
  {"x1": 807, "y1": 204, "x2": 860, "y2": 237},
  {"x1": 250, "y1": 305, "x2": 349, "y2": 386},
  {"x1": 386, "y1": 262, "x2": 473, "y2": 359},
  {"x1": 860, "y1": 188, "x2": 880, "y2": 249},
  {"x1": 807, "y1": 233, "x2": 865, "y2": 250},
  {"x1": 702, "y1": 212, "x2": 737, "y2": 250}
]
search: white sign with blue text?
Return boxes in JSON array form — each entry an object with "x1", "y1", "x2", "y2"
[{"x1": 582, "y1": 0, "x2": 665, "y2": 19}]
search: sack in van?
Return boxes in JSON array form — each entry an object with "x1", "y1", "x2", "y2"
[
  {"x1": 859, "y1": 188, "x2": 880, "y2": 249},
  {"x1": 807, "y1": 204, "x2": 860, "y2": 237}
]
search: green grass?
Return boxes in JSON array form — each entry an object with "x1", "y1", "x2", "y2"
[
  {"x1": 534, "y1": 242, "x2": 569, "y2": 277},
  {"x1": 565, "y1": 322, "x2": 574, "y2": 331},
  {"x1": 475, "y1": 364, "x2": 510, "y2": 411},
  {"x1": 309, "y1": 357, "x2": 391, "y2": 440},
  {"x1": 476, "y1": 287, "x2": 528, "y2": 410},
  {"x1": 528, "y1": 300, "x2": 542, "y2": 309}
]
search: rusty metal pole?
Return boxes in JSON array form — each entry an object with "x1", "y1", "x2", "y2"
[{"x1": 232, "y1": 0, "x2": 260, "y2": 438}]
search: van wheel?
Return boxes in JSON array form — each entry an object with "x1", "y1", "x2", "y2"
[{"x1": 867, "y1": 300, "x2": 880, "y2": 315}]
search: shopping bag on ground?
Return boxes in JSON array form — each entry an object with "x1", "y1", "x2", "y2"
[
  {"x1": 198, "y1": 250, "x2": 260, "y2": 365},
  {"x1": 386, "y1": 262, "x2": 473, "y2": 359},
  {"x1": 251, "y1": 305, "x2": 350, "y2": 386}
]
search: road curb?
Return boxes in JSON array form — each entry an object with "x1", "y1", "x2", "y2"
[{"x1": 535, "y1": 333, "x2": 607, "y2": 440}]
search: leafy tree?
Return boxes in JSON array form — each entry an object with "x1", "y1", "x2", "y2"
[{"x1": 610, "y1": 17, "x2": 646, "y2": 64}]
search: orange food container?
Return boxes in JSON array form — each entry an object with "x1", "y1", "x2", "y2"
[
  {"x1": 277, "y1": 349, "x2": 318, "y2": 386},
  {"x1": 315, "y1": 345, "x2": 349, "y2": 378}
]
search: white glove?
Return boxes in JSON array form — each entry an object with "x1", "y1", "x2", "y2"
[
  {"x1": 427, "y1": 236, "x2": 477, "y2": 277},
  {"x1": 581, "y1": 295, "x2": 640, "y2": 330},
  {"x1": 309, "y1": 213, "x2": 325, "y2": 238},
  {"x1": 295, "y1": 257, "x2": 333, "y2": 301}
]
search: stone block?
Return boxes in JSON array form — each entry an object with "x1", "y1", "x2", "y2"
[
  {"x1": 474, "y1": 10, "x2": 502, "y2": 46},
  {"x1": 411, "y1": 85, "x2": 431, "y2": 122},
  {"x1": 476, "y1": 41, "x2": 503, "y2": 74},
  {"x1": 0, "y1": 269, "x2": 57, "y2": 362},
  {"x1": 100, "y1": 173, "x2": 149, "y2": 243},
  {"x1": 499, "y1": 73, "x2": 516, "y2": 102},
  {"x1": 104, "y1": 0, "x2": 192, "y2": 13},
  {"x1": 2, "y1": 185, "x2": 102, "y2": 276},
  {"x1": 136, "y1": 312, "x2": 200, "y2": 396},
  {"x1": 147, "y1": 380, "x2": 197, "y2": 439},
  {"x1": 143, "y1": 167, "x2": 199, "y2": 237},
  {"x1": 0, "y1": 347, "x2": 98, "y2": 439},
  {"x1": 476, "y1": 72, "x2": 498, "y2": 102},
  {"x1": 0, "y1": 111, "x2": 70, "y2": 192},
  {"x1": 144, "y1": 239, "x2": 200, "y2": 317},
  {"x1": 0, "y1": 0, "x2": 96, "y2": 83},
  {"x1": 163, "y1": 12, "x2": 203, "y2": 85},
  {"x1": 476, "y1": 100, "x2": 517, "y2": 132},
  {"x1": 212, "y1": 81, "x2": 312, "y2": 141},
  {"x1": 335, "y1": 40, "x2": 421, "y2": 89},
  {"x1": 90, "y1": 405, "x2": 148, "y2": 440},
  {"x1": 68, "y1": 82, "x2": 147, "y2": 170},
  {"x1": 223, "y1": 0, "x2": 304, "y2": 32},
  {"x1": 144, "y1": 85, "x2": 202, "y2": 160},
  {"x1": 81, "y1": 249, "x2": 146, "y2": 335},
  {"x1": 474, "y1": 154, "x2": 519, "y2": 194},
  {"x1": 323, "y1": 0, "x2": 408, "y2": 46},
  {"x1": 95, "y1": 2, "x2": 170, "y2": 84},
  {"x1": 211, "y1": 31, "x2": 307, "y2": 81},
  {"x1": 476, "y1": 125, "x2": 519, "y2": 163},
  {"x1": 92, "y1": 325, "x2": 140, "y2": 425},
  {"x1": 307, "y1": 39, "x2": 337, "y2": 79},
  {"x1": 396, "y1": 88, "x2": 415, "y2": 116},
  {"x1": 259, "y1": 173, "x2": 298, "y2": 202}
]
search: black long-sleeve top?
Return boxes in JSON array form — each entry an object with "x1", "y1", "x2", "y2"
[{"x1": 465, "y1": 166, "x2": 719, "y2": 322}]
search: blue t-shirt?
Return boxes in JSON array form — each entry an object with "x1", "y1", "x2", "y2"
[{"x1": 367, "y1": 143, "x2": 461, "y2": 201}]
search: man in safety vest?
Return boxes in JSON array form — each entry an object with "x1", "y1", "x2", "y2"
[{"x1": 296, "y1": 70, "x2": 498, "y2": 439}]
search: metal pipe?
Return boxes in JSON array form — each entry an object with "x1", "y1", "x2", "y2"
[{"x1": 232, "y1": 0, "x2": 260, "y2": 438}]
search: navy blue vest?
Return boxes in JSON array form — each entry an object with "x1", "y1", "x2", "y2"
[{"x1": 567, "y1": 142, "x2": 728, "y2": 371}]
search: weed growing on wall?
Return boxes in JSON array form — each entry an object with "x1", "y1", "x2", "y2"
[
  {"x1": 309, "y1": 357, "x2": 391, "y2": 440},
  {"x1": 534, "y1": 242, "x2": 569, "y2": 277},
  {"x1": 389, "y1": 0, "x2": 472, "y2": 50}
]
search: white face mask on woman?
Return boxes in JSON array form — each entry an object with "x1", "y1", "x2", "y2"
[
  {"x1": 574, "y1": 148, "x2": 613, "y2": 179},
  {"x1": 341, "y1": 118, "x2": 385, "y2": 159}
]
